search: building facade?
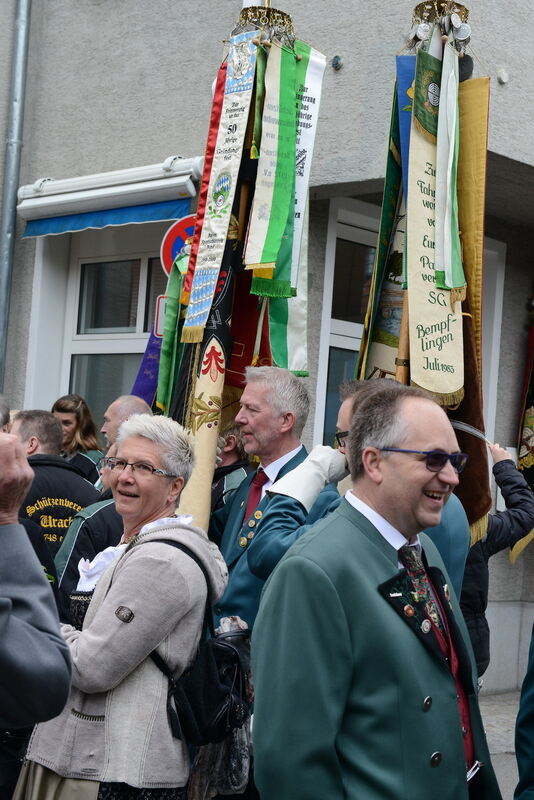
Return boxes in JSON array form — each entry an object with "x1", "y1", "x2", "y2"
[{"x1": 1, "y1": 0, "x2": 533, "y2": 692}]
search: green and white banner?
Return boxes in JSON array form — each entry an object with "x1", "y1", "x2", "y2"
[
  {"x1": 244, "y1": 42, "x2": 296, "y2": 272},
  {"x1": 435, "y1": 32, "x2": 465, "y2": 300}
]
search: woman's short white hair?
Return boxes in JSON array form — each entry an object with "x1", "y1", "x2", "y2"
[{"x1": 116, "y1": 414, "x2": 195, "y2": 484}]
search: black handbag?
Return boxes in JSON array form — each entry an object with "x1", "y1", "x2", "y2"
[{"x1": 149, "y1": 540, "x2": 252, "y2": 746}]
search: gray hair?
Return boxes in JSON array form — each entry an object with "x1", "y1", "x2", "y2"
[
  {"x1": 0, "y1": 396, "x2": 10, "y2": 427},
  {"x1": 12, "y1": 410, "x2": 63, "y2": 455},
  {"x1": 116, "y1": 413, "x2": 195, "y2": 484},
  {"x1": 348, "y1": 384, "x2": 432, "y2": 481},
  {"x1": 244, "y1": 366, "x2": 309, "y2": 437}
]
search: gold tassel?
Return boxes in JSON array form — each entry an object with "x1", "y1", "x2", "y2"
[
  {"x1": 469, "y1": 513, "x2": 489, "y2": 546},
  {"x1": 510, "y1": 528, "x2": 534, "y2": 564},
  {"x1": 413, "y1": 116, "x2": 437, "y2": 145},
  {"x1": 180, "y1": 326, "x2": 204, "y2": 344},
  {"x1": 449, "y1": 285, "x2": 467, "y2": 309}
]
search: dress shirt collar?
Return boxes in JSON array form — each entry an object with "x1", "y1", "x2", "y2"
[
  {"x1": 344, "y1": 490, "x2": 421, "y2": 553},
  {"x1": 260, "y1": 445, "x2": 304, "y2": 494}
]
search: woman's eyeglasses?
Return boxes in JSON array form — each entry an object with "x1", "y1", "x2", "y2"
[{"x1": 99, "y1": 456, "x2": 177, "y2": 478}]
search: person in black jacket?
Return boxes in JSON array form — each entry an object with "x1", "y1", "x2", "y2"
[
  {"x1": 10, "y1": 410, "x2": 100, "y2": 557},
  {"x1": 460, "y1": 443, "x2": 534, "y2": 677}
]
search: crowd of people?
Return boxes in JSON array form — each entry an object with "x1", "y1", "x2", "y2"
[{"x1": 1, "y1": 371, "x2": 534, "y2": 799}]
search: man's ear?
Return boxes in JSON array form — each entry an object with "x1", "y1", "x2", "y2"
[
  {"x1": 26, "y1": 436, "x2": 40, "y2": 456},
  {"x1": 361, "y1": 447, "x2": 384, "y2": 485},
  {"x1": 280, "y1": 411, "x2": 295, "y2": 434},
  {"x1": 223, "y1": 434, "x2": 237, "y2": 453}
]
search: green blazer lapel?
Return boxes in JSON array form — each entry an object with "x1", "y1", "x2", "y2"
[{"x1": 377, "y1": 572, "x2": 445, "y2": 664}]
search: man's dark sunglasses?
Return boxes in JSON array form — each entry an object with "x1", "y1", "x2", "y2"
[
  {"x1": 335, "y1": 431, "x2": 349, "y2": 449},
  {"x1": 378, "y1": 448, "x2": 469, "y2": 474}
]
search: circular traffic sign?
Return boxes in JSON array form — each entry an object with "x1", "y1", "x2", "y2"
[{"x1": 160, "y1": 214, "x2": 196, "y2": 276}]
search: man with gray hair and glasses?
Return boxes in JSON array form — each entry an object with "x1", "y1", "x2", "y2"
[{"x1": 252, "y1": 383, "x2": 501, "y2": 800}]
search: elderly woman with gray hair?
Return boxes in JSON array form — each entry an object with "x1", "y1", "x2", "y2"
[{"x1": 15, "y1": 414, "x2": 228, "y2": 800}]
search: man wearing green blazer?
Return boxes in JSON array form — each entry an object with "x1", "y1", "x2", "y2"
[{"x1": 252, "y1": 384, "x2": 502, "y2": 800}]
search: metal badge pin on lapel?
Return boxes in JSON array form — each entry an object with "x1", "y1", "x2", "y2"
[
  {"x1": 404, "y1": 604, "x2": 415, "y2": 617},
  {"x1": 421, "y1": 619, "x2": 432, "y2": 634},
  {"x1": 389, "y1": 592, "x2": 402, "y2": 597}
]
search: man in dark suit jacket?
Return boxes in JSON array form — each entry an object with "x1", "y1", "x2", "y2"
[
  {"x1": 209, "y1": 366, "x2": 338, "y2": 629},
  {"x1": 252, "y1": 383, "x2": 501, "y2": 800}
]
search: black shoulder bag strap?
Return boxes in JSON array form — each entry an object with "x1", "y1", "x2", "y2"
[{"x1": 148, "y1": 539, "x2": 215, "y2": 677}]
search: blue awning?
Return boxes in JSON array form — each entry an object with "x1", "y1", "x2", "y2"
[{"x1": 22, "y1": 197, "x2": 192, "y2": 237}]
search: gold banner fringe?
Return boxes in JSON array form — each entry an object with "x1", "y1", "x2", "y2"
[
  {"x1": 180, "y1": 326, "x2": 204, "y2": 344},
  {"x1": 253, "y1": 267, "x2": 274, "y2": 279},
  {"x1": 469, "y1": 513, "x2": 489, "y2": 547},
  {"x1": 519, "y1": 452, "x2": 534, "y2": 471},
  {"x1": 510, "y1": 528, "x2": 534, "y2": 564},
  {"x1": 246, "y1": 261, "x2": 276, "y2": 271},
  {"x1": 413, "y1": 115, "x2": 437, "y2": 146},
  {"x1": 410, "y1": 380, "x2": 465, "y2": 408}
]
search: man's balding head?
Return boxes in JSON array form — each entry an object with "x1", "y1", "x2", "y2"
[{"x1": 101, "y1": 395, "x2": 152, "y2": 446}]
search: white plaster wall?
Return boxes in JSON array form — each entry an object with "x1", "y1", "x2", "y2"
[
  {"x1": 15, "y1": 1, "x2": 534, "y2": 189},
  {"x1": 484, "y1": 602, "x2": 534, "y2": 694}
]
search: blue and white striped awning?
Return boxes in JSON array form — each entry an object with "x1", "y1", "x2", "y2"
[{"x1": 22, "y1": 197, "x2": 192, "y2": 237}]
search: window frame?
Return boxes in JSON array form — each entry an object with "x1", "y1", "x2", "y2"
[{"x1": 60, "y1": 240, "x2": 163, "y2": 391}]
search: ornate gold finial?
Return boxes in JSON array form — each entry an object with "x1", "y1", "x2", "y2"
[
  {"x1": 412, "y1": 2, "x2": 469, "y2": 25},
  {"x1": 236, "y1": 5, "x2": 295, "y2": 41}
]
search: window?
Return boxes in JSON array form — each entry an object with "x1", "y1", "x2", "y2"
[
  {"x1": 59, "y1": 224, "x2": 171, "y2": 429},
  {"x1": 314, "y1": 199, "x2": 379, "y2": 445},
  {"x1": 67, "y1": 255, "x2": 166, "y2": 425}
]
